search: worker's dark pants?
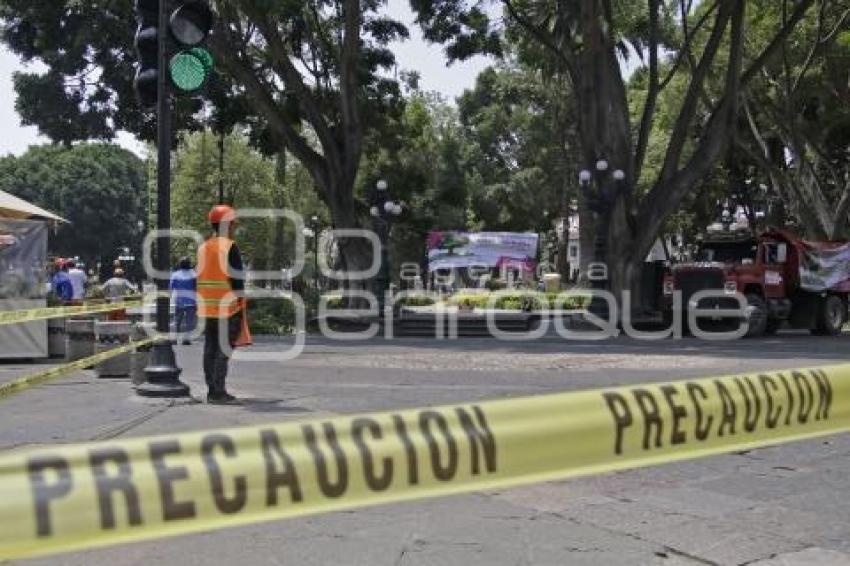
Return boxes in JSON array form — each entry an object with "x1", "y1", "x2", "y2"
[{"x1": 203, "y1": 311, "x2": 242, "y2": 396}]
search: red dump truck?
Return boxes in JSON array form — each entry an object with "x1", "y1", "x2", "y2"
[{"x1": 662, "y1": 228, "x2": 850, "y2": 337}]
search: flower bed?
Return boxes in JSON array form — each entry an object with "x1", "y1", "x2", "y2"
[{"x1": 445, "y1": 290, "x2": 590, "y2": 311}]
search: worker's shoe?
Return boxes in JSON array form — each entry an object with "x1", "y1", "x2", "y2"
[{"x1": 207, "y1": 391, "x2": 239, "y2": 405}]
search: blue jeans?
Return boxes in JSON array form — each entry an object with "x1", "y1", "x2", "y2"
[{"x1": 175, "y1": 305, "x2": 197, "y2": 342}]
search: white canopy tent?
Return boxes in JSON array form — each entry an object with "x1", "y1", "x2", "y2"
[
  {"x1": 0, "y1": 189, "x2": 66, "y2": 222},
  {"x1": 0, "y1": 191, "x2": 65, "y2": 359}
]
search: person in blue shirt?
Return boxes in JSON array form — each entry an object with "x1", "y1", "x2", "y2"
[
  {"x1": 169, "y1": 257, "x2": 197, "y2": 345},
  {"x1": 51, "y1": 260, "x2": 73, "y2": 304}
]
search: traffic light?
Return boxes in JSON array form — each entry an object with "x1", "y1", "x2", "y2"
[
  {"x1": 132, "y1": 0, "x2": 215, "y2": 108},
  {"x1": 168, "y1": 1, "x2": 215, "y2": 94},
  {"x1": 133, "y1": 0, "x2": 160, "y2": 108}
]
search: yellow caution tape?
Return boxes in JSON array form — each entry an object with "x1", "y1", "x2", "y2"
[
  {"x1": 0, "y1": 300, "x2": 145, "y2": 326},
  {"x1": 0, "y1": 364, "x2": 847, "y2": 560},
  {"x1": 0, "y1": 338, "x2": 154, "y2": 401}
]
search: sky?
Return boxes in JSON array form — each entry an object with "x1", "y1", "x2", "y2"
[{"x1": 0, "y1": 1, "x2": 495, "y2": 158}]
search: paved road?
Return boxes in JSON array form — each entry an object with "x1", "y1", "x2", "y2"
[{"x1": 2, "y1": 333, "x2": 850, "y2": 565}]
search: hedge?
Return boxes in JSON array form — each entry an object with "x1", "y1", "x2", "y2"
[{"x1": 446, "y1": 291, "x2": 590, "y2": 311}]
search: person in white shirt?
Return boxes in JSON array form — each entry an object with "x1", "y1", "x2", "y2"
[
  {"x1": 101, "y1": 268, "x2": 137, "y2": 321},
  {"x1": 102, "y1": 268, "x2": 137, "y2": 302},
  {"x1": 66, "y1": 260, "x2": 87, "y2": 304}
]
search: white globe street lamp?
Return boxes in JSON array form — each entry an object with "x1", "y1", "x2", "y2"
[
  {"x1": 578, "y1": 169, "x2": 592, "y2": 184},
  {"x1": 370, "y1": 206, "x2": 380, "y2": 218},
  {"x1": 377, "y1": 179, "x2": 388, "y2": 191},
  {"x1": 613, "y1": 169, "x2": 625, "y2": 181},
  {"x1": 595, "y1": 159, "x2": 609, "y2": 172}
]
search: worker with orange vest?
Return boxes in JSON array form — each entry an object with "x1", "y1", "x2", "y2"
[{"x1": 197, "y1": 204, "x2": 251, "y2": 404}]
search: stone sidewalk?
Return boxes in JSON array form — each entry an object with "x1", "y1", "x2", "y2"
[{"x1": 1, "y1": 334, "x2": 849, "y2": 565}]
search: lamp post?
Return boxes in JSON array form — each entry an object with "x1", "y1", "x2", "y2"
[
  {"x1": 370, "y1": 180, "x2": 402, "y2": 314},
  {"x1": 578, "y1": 162, "x2": 626, "y2": 287},
  {"x1": 579, "y1": 160, "x2": 626, "y2": 318}
]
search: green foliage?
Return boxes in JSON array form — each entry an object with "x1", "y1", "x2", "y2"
[
  {"x1": 0, "y1": 1, "x2": 410, "y2": 284},
  {"x1": 735, "y1": 0, "x2": 850, "y2": 237},
  {"x1": 322, "y1": 293, "x2": 345, "y2": 310},
  {"x1": 170, "y1": 130, "x2": 328, "y2": 273},
  {"x1": 0, "y1": 0, "x2": 207, "y2": 143},
  {"x1": 446, "y1": 291, "x2": 589, "y2": 311},
  {"x1": 248, "y1": 297, "x2": 297, "y2": 335},
  {"x1": 316, "y1": 292, "x2": 438, "y2": 309},
  {"x1": 395, "y1": 294, "x2": 438, "y2": 307},
  {"x1": 0, "y1": 143, "x2": 145, "y2": 270},
  {"x1": 355, "y1": 60, "x2": 580, "y2": 275},
  {"x1": 356, "y1": 90, "x2": 475, "y2": 271},
  {"x1": 458, "y1": 62, "x2": 579, "y2": 232}
]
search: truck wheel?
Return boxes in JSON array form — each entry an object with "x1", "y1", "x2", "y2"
[
  {"x1": 745, "y1": 294, "x2": 768, "y2": 337},
  {"x1": 815, "y1": 295, "x2": 846, "y2": 336},
  {"x1": 662, "y1": 309, "x2": 675, "y2": 331},
  {"x1": 764, "y1": 319, "x2": 781, "y2": 335}
]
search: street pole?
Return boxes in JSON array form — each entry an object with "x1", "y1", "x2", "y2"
[
  {"x1": 375, "y1": 218, "x2": 389, "y2": 314},
  {"x1": 137, "y1": 0, "x2": 190, "y2": 398},
  {"x1": 370, "y1": 180, "x2": 401, "y2": 316},
  {"x1": 218, "y1": 130, "x2": 225, "y2": 203},
  {"x1": 314, "y1": 239, "x2": 319, "y2": 291},
  {"x1": 312, "y1": 216, "x2": 319, "y2": 291},
  {"x1": 580, "y1": 163, "x2": 624, "y2": 322}
]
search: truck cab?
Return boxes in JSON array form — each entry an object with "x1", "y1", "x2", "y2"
[{"x1": 662, "y1": 229, "x2": 847, "y2": 337}]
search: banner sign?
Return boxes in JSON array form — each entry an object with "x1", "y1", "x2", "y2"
[
  {"x1": 426, "y1": 231, "x2": 538, "y2": 272},
  {"x1": 799, "y1": 240, "x2": 850, "y2": 292}
]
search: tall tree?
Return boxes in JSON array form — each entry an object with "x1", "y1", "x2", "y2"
[
  {"x1": 208, "y1": 0, "x2": 407, "y2": 273},
  {"x1": 738, "y1": 0, "x2": 850, "y2": 239},
  {"x1": 355, "y1": 89, "x2": 474, "y2": 275},
  {"x1": 414, "y1": 0, "x2": 817, "y2": 301},
  {"x1": 458, "y1": 62, "x2": 579, "y2": 232}
]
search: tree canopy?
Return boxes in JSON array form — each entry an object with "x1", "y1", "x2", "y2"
[
  {"x1": 413, "y1": 0, "x2": 821, "y2": 296},
  {"x1": 0, "y1": 143, "x2": 146, "y2": 270},
  {"x1": 0, "y1": 0, "x2": 410, "y2": 274}
]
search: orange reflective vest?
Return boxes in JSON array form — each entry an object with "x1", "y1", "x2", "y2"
[{"x1": 197, "y1": 237, "x2": 242, "y2": 319}]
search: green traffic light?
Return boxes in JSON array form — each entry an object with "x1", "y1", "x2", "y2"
[
  {"x1": 169, "y1": 47, "x2": 213, "y2": 92},
  {"x1": 190, "y1": 47, "x2": 214, "y2": 73}
]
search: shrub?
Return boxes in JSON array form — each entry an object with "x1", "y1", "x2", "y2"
[
  {"x1": 396, "y1": 294, "x2": 438, "y2": 307},
  {"x1": 248, "y1": 297, "x2": 297, "y2": 335},
  {"x1": 544, "y1": 291, "x2": 591, "y2": 310},
  {"x1": 445, "y1": 291, "x2": 590, "y2": 311},
  {"x1": 322, "y1": 293, "x2": 345, "y2": 309}
]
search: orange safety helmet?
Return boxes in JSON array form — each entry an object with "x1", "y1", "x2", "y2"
[{"x1": 208, "y1": 204, "x2": 236, "y2": 224}]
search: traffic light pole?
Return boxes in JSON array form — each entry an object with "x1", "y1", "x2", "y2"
[
  {"x1": 138, "y1": 0, "x2": 190, "y2": 398},
  {"x1": 155, "y1": 0, "x2": 171, "y2": 338}
]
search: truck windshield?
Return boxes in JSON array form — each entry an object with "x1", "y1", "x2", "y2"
[{"x1": 697, "y1": 241, "x2": 757, "y2": 263}]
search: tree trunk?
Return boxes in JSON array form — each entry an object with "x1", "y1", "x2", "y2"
[
  {"x1": 321, "y1": 177, "x2": 375, "y2": 300},
  {"x1": 270, "y1": 150, "x2": 288, "y2": 273},
  {"x1": 606, "y1": 195, "x2": 641, "y2": 304}
]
